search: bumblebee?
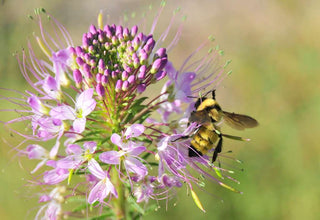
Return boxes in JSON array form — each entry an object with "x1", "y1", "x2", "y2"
[{"x1": 187, "y1": 90, "x2": 258, "y2": 163}]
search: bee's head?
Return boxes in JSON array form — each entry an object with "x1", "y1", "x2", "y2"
[{"x1": 194, "y1": 89, "x2": 216, "y2": 109}]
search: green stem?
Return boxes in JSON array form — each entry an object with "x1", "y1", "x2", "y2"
[{"x1": 111, "y1": 166, "x2": 126, "y2": 219}]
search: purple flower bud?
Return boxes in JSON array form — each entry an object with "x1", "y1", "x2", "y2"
[
  {"x1": 76, "y1": 57, "x2": 85, "y2": 66},
  {"x1": 127, "y1": 75, "x2": 135, "y2": 84},
  {"x1": 123, "y1": 64, "x2": 132, "y2": 73},
  {"x1": 101, "y1": 75, "x2": 108, "y2": 86},
  {"x1": 75, "y1": 46, "x2": 83, "y2": 55},
  {"x1": 132, "y1": 36, "x2": 141, "y2": 50},
  {"x1": 89, "y1": 59, "x2": 96, "y2": 67},
  {"x1": 73, "y1": 69, "x2": 82, "y2": 84},
  {"x1": 103, "y1": 25, "x2": 111, "y2": 33},
  {"x1": 136, "y1": 32, "x2": 143, "y2": 42},
  {"x1": 118, "y1": 35, "x2": 124, "y2": 42},
  {"x1": 151, "y1": 58, "x2": 162, "y2": 74},
  {"x1": 98, "y1": 59, "x2": 105, "y2": 72},
  {"x1": 89, "y1": 25, "x2": 97, "y2": 34},
  {"x1": 82, "y1": 33, "x2": 89, "y2": 48},
  {"x1": 111, "y1": 71, "x2": 117, "y2": 79},
  {"x1": 139, "y1": 49, "x2": 148, "y2": 64},
  {"x1": 98, "y1": 32, "x2": 105, "y2": 42},
  {"x1": 83, "y1": 63, "x2": 93, "y2": 79},
  {"x1": 126, "y1": 46, "x2": 134, "y2": 54},
  {"x1": 122, "y1": 71, "x2": 129, "y2": 81},
  {"x1": 104, "y1": 69, "x2": 111, "y2": 76},
  {"x1": 96, "y1": 73, "x2": 102, "y2": 83},
  {"x1": 96, "y1": 83, "x2": 105, "y2": 97},
  {"x1": 138, "y1": 65, "x2": 146, "y2": 80},
  {"x1": 155, "y1": 70, "x2": 167, "y2": 81},
  {"x1": 133, "y1": 54, "x2": 140, "y2": 68},
  {"x1": 68, "y1": 47, "x2": 76, "y2": 56},
  {"x1": 123, "y1": 27, "x2": 129, "y2": 39},
  {"x1": 122, "y1": 80, "x2": 129, "y2": 91},
  {"x1": 116, "y1": 25, "x2": 123, "y2": 37},
  {"x1": 131, "y1": 25, "x2": 138, "y2": 37},
  {"x1": 87, "y1": 32, "x2": 93, "y2": 39},
  {"x1": 111, "y1": 36, "x2": 117, "y2": 44},
  {"x1": 156, "y1": 48, "x2": 167, "y2": 58},
  {"x1": 104, "y1": 42, "x2": 111, "y2": 50},
  {"x1": 151, "y1": 57, "x2": 167, "y2": 74},
  {"x1": 137, "y1": 83, "x2": 146, "y2": 93},
  {"x1": 88, "y1": 45, "x2": 94, "y2": 53},
  {"x1": 84, "y1": 53, "x2": 91, "y2": 62},
  {"x1": 92, "y1": 39, "x2": 98, "y2": 45},
  {"x1": 143, "y1": 38, "x2": 155, "y2": 54},
  {"x1": 115, "y1": 80, "x2": 122, "y2": 92}
]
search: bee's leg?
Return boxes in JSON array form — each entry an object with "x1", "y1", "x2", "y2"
[
  {"x1": 189, "y1": 145, "x2": 203, "y2": 157},
  {"x1": 211, "y1": 89, "x2": 216, "y2": 99},
  {"x1": 212, "y1": 133, "x2": 222, "y2": 162}
]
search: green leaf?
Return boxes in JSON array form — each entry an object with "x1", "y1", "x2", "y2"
[
  {"x1": 89, "y1": 212, "x2": 114, "y2": 220},
  {"x1": 127, "y1": 196, "x2": 145, "y2": 215},
  {"x1": 123, "y1": 97, "x2": 149, "y2": 124}
]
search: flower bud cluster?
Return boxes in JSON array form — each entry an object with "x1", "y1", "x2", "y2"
[{"x1": 71, "y1": 24, "x2": 168, "y2": 98}]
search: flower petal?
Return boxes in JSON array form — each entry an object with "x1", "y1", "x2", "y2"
[
  {"x1": 88, "y1": 180, "x2": 108, "y2": 204},
  {"x1": 129, "y1": 146, "x2": 146, "y2": 156},
  {"x1": 50, "y1": 105, "x2": 75, "y2": 120},
  {"x1": 73, "y1": 118, "x2": 86, "y2": 133},
  {"x1": 110, "y1": 133, "x2": 122, "y2": 147},
  {"x1": 26, "y1": 144, "x2": 47, "y2": 159},
  {"x1": 83, "y1": 141, "x2": 97, "y2": 153},
  {"x1": 88, "y1": 159, "x2": 106, "y2": 180},
  {"x1": 125, "y1": 157, "x2": 148, "y2": 178},
  {"x1": 99, "y1": 151, "x2": 121, "y2": 165},
  {"x1": 125, "y1": 124, "x2": 145, "y2": 138},
  {"x1": 66, "y1": 144, "x2": 82, "y2": 155},
  {"x1": 76, "y1": 88, "x2": 96, "y2": 116}
]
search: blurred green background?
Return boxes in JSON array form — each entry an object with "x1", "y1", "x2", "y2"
[{"x1": 1, "y1": 0, "x2": 319, "y2": 219}]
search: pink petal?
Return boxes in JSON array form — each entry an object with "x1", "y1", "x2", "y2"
[
  {"x1": 125, "y1": 157, "x2": 148, "y2": 178},
  {"x1": 66, "y1": 144, "x2": 82, "y2": 155},
  {"x1": 99, "y1": 151, "x2": 121, "y2": 165},
  {"x1": 83, "y1": 141, "x2": 97, "y2": 153},
  {"x1": 73, "y1": 118, "x2": 86, "y2": 133},
  {"x1": 57, "y1": 155, "x2": 82, "y2": 169},
  {"x1": 49, "y1": 139, "x2": 60, "y2": 159},
  {"x1": 76, "y1": 89, "x2": 96, "y2": 116},
  {"x1": 129, "y1": 146, "x2": 146, "y2": 156},
  {"x1": 26, "y1": 144, "x2": 47, "y2": 159},
  {"x1": 50, "y1": 105, "x2": 75, "y2": 120},
  {"x1": 110, "y1": 133, "x2": 122, "y2": 147},
  {"x1": 88, "y1": 180, "x2": 107, "y2": 204},
  {"x1": 88, "y1": 159, "x2": 106, "y2": 180},
  {"x1": 125, "y1": 124, "x2": 145, "y2": 138}
]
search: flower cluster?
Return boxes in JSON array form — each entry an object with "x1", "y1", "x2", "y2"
[{"x1": 3, "y1": 3, "x2": 240, "y2": 220}]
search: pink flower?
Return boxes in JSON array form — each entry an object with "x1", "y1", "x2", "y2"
[
  {"x1": 87, "y1": 159, "x2": 117, "y2": 204},
  {"x1": 99, "y1": 124, "x2": 148, "y2": 181},
  {"x1": 50, "y1": 88, "x2": 96, "y2": 133}
]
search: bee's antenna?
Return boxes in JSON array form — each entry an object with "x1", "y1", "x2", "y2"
[{"x1": 187, "y1": 95, "x2": 198, "y2": 99}]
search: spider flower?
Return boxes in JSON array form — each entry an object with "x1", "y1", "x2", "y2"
[{"x1": 2, "y1": 2, "x2": 239, "y2": 219}]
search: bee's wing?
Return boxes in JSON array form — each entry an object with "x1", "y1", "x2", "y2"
[
  {"x1": 223, "y1": 111, "x2": 259, "y2": 130},
  {"x1": 189, "y1": 110, "x2": 212, "y2": 124}
]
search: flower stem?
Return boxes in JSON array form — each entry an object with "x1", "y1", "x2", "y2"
[{"x1": 111, "y1": 166, "x2": 126, "y2": 219}]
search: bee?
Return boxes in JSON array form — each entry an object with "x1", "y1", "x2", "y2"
[{"x1": 187, "y1": 90, "x2": 258, "y2": 163}]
